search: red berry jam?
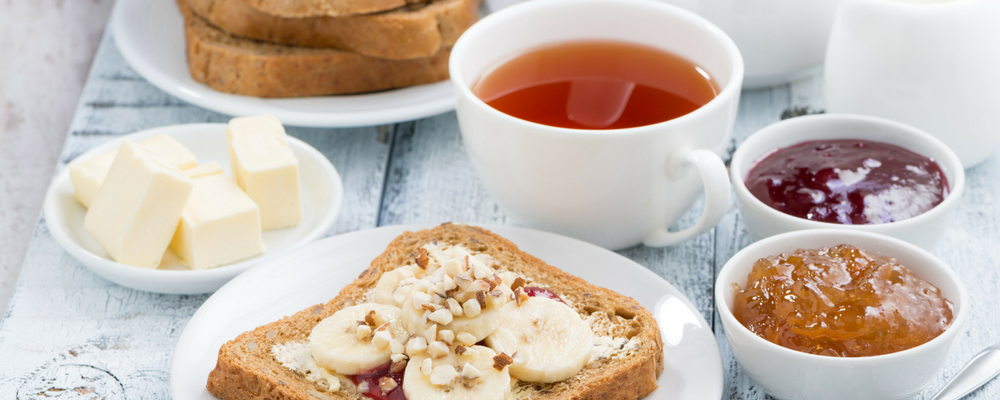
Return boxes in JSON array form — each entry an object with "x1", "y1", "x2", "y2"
[
  {"x1": 347, "y1": 363, "x2": 406, "y2": 400},
  {"x1": 523, "y1": 287, "x2": 566, "y2": 304},
  {"x1": 745, "y1": 139, "x2": 948, "y2": 225}
]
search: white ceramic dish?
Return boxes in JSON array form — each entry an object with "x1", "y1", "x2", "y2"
[
  {"x1": 716, "y1": 229, "x2": 968, "y2": 400},
  {"x1": 170, "y1": 223, "x2": 724, "y2": 400},
  {"x1": 730, "y1": 114, "x2": 965, "y2": 249},
  {"x1": 43, "y1": 123, "x2": 344, "y2": 294},
  {"x1": 110, "y1": 0, "x2": 454, "y2": 127}
]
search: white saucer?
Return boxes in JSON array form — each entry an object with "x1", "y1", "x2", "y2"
[
  {"x1": 43, "y1": 123, "x2": 344, "y2": 294},
  {"x1": 170, "y1": 223, "x2": 723, "y2": 400},
  {"x1": 110, "y1": 0, "x2": 455, "y2": 128}
]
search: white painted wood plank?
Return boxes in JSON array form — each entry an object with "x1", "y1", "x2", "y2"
[
  {"x1": 0, "y1": 28, "x2": 390, "y2": 399},
  {"x1": 0, "y1": 0, "x2": 115, "y2": 317}
]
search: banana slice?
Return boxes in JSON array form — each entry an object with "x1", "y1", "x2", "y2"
[
  {"x1": 309, "y1": 303, "x2": 409, "y2": 375},
  {"x1": 485, "y1": 297, "x2": 593, "y2": 383},
  {"x1": 401, "y1": 298, "x2": 501, "y2": 342},
  {"x1": 403, "y1": 345, "x2": 511, "y2": 400},
  {"x1": 373, "y1": 265, "x2": 426, "y2": 307}
]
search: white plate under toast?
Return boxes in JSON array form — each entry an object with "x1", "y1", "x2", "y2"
[
  {"x1": 43, "y1": 123, "x2": 344, "y2": 294},
  {"x1": 170, "y1": 224, "x2": 724, "y2": 400},
  {"x1": 111, "y1": 0, "x2": 456, "y2": 127}
]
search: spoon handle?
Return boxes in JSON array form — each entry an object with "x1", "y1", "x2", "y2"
[{"x1": 931, "y1": 344, "x2": 1000, "y2": 400}]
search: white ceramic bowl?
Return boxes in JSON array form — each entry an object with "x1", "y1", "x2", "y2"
[
  {"x1": 716, "y1": 229, "x2": 968, "y2": 400},
  {"x1": 43, "y1": 124, "x2": 344, "y2": 294},
  {"x1": 730, "y1": 114, "x2": 964, "y2": 249}
]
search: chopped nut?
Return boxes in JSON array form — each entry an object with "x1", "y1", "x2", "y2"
[
  {"x1": 457, "y1": 332, "x2": 477, "y2": 346},
  {"x1": 421, "y1": 358, "x2": 434, "y2": 376},
  {"x1": 406, "y1": 336, "x2": 428, "y2": 356},
  {"x1": 364, "y1": 310, "x2": 377, "y2": 327},
  {"x1": 356, "y1": 325, "x2": 372, "y2": 341},
  {"x1": 429, "y1": 365, "x2": 460, "y2": 385},
  {"x1": 514, "y1": 287, "x2": 529, "y2": 306},
  {"x1": 463, "y1": 299, "x2": 481, "y2": 318},
  {"x1": 379, "y1": 376, "x2": 398, "y2": 394},
  {"x1": 476, "y1": 291, "x2": 487, "y2": 309},
  {"x1": 357, "y1": 381, "x2": 369, "y2": 393},
  {"x1": 510, "y1": 277, "x2": 526, "y2": 292},
  {"x1": 424, "y1": 325, "x2": 438, "y2": 344},
  {"x1": 446, "y1": 298, "x2": 463, "y2": 317},
  {"x1": 438, "y1": 329, "x2": 455, "y2": 345},
  {"x1": 390, "y1": 357, "x2": 408, "y2": 373},
  {"x1": 428, "y1": 309, "x2": 454, "y2": 325},
  {"x1": 461, "y1": 362, "x2": 483, "y2": 380},
  {"x1": 389, "y1": 339, "x2": 405, "y2": 354},
  {"x1": 454, "y1": 275, "x2": 473, "y2": 290},
  {"x1": 391, "y1": 353, "x2": 408, "y2": 363},
  {"x1": 486, "y1": 277, "x2": 498, "y2": 291},
  {"x1": 416, "y1": 248, "x2": 430, "y2": 269},
  {"x1": 410, "y1": 292, "x2": 433, "y2": 309},
  {"x1": 455, "y1": 345, "x2": 468, "y2": 355},
  {"x1": 372, "y1": 330, "x2": 392, "y2": 349},
  {"x1": 421, "y1": 303, "x2": 440, "y2": 313},
  {"x1": 427, "y1": 340, "x2": 450, "y2": 358},
  {"x1": 492, "y1": 352, "x2": 514, "y2": 371}
]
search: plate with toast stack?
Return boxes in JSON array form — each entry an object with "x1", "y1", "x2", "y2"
[
  {"x1": 171, "y1": 223, "x2": 723, "y2": 400},
  {"x1": 112, "y1": 0, "x2": 485, "y2": 127}
]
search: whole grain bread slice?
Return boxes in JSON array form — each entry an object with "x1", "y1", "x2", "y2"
[
  {"x1": 181, "y1": 11, "x2": 450, "y2": 97},
  {"x1": 207, "y1": 223, "x2": 664, "y2": 400},
  {"x1": 187, "y1": 0, "x2": 478, "y2": 60},
  {"x1": 233, "y1": 0, "x2": 430, "y2": 18}
]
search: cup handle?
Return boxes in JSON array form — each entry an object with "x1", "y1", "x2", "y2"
[{"x1": 643, "y1": 149, "x2": 732, "y2": 247}]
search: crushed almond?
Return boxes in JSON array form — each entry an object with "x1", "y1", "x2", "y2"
[
  {"x1": 416, "y1": 248, "x2": 430, "y2": 269},
  {"x1": 356, "y1": 325, "x2": 372, "y2": 341},
  {"x1": 438, "y1": 329, "x2": 455, "y2": 344},
  {"x1": 390, "y1": 358, "x2": 407, "y2": 373},
  {"x1": 364, "y1": 310, "x2": 377, "y2": 327},
  {"x1": 510, "y1": 277, "x2": 526, "y2": 292},
  {"x1": 492, "y1": 352, "x2": 513, "y2": 371},
  {"x1": 455, "y1": 345, "x2": 468, "y2": 355},
  {"x1": 476, "y1": 291, "x2": 487, "y2": 308},
  {"x1": 378, "y1": 376, "x2": 398, "y2": 394},
  {"x1": 427, "y1": 341, "x2": 449, "y2": 358},
  {"x1": 430, "y1": 365, "x2": 460, "y2": 385},
  {"x1": 463, "y1": 299, "x2": 481, "y2": 317},
  {"x1": 457, "y1": 332, "x2": 477, "y2": 346},
  {"x1": 461, "y1": 363, "x2": 483, "y2": 380},
  {"x1": 514, "y1": 287, "x2": 529, "y2": 306}
]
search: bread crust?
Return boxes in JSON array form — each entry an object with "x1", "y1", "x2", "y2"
[
  {"x1": 182, "y1": 14, "x2": 451, "y2": 98},
  {"x1": 207, "y1": 223, "x2": 664, "y2": 400},
  {"x1": 236, "y1": 0, "x2": 430, "y2": 18},
  {"x1": 187, "y1": 0, "x2": 478, "y2": 60}
]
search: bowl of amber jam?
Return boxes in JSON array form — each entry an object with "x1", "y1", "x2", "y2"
[
  {"x1": 716, "y1": 229, "x2": 968, "y2": 400},
  {"x1": 730, "y1": 114, "x2": 965, "y2": 249}
]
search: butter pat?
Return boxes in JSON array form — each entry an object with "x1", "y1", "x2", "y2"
[
  {"x1": 84, "y1": 140, "x2": 194, "y2": 269},
  {"x1": 170, "y1": 171, "x2": 265, "y2": 270},
  {"x1": 69, "y1": 134, "x2": 198, "y2": 208},
  {"x1": 183, "y1": 161, "x2": 225, "y2": 179},
  {"x1": 227, "y1": 115, "x2": 302, "y2": 230}
]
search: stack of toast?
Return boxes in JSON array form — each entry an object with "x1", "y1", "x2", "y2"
[{"x1": 177, "y1": 0, "x2": 480, "y2": 97}]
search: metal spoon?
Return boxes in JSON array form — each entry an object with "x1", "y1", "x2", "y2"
[{"x1": 931, "y1": 344, "x2": 1000, "y2": 400}]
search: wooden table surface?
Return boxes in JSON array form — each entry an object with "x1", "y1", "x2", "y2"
[{"x1": 1, "y1": 23, "x2": 998, "y2": 400}]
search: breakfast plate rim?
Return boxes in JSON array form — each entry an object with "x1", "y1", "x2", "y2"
[
  {"x1": 169, "y1": 223, "x2": 724, "y2": 400},
  {"x1": 42, "y1": 123, "x2": 344, "y2": 294}
]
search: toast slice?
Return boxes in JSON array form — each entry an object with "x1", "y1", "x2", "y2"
[
  {"x1": 233, "y1": 0, "x2": 430, "y2": 18},
  {"x1": 186, "y1": 0, "x2": 479, "y2": 60},
  {"x1": 182, "y1": 12, "x2": 450, "y2": 97},
  {"x1": 206, "y1": 223, "x2": 664, "y2": 400}
]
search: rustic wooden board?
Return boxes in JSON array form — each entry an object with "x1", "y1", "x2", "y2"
[{"x1": 2, "y1": 23, "x2": 998, "y2": 400}]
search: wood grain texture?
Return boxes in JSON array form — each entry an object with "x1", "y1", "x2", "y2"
[
  {"x1": 2, "y1": 17, "x2": 999, "y2": 400},
  {"x1": 0, "y1": 0, "x2": 115, "y2": 318}
]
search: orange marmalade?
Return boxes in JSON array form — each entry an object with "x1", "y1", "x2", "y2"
[{"x1": 732, "y1": 244, "x2": 953, "y2": 357}]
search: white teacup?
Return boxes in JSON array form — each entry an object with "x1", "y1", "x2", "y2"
[
  {"x1": 825, "y1": 0, "x2": 1000, "y2": 168},
  {"x1": 450, "y1": 0, "x2": 744, "y2": 250}
]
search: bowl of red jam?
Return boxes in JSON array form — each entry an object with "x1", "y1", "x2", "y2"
[
  {"x1": 716, "y1": 229, "x2": 968, "y2": 400},
  {"x1": 730, "y1": 114, "x2": 965, "y2": 249}
]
